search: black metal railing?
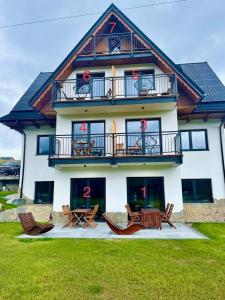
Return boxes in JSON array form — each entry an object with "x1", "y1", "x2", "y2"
[
  {"x1": 79, "y1": 32, "x2": 147, "y2": 56},
  {"x1": 49, "y1": 131, "x2": 181, "y2": 159},
  {"x1": 53, "y1": 74, "x2": 177, "y2": 102}
]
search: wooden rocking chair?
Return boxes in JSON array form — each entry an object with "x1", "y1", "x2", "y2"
[
  {"x1": 103, "y1": 214, "x2": 144, "y2": 235},
  {"x1": 125, "y1": 204, "x2": 142, "y2": 225},
  {"x1": 161, "y1": 203, "x2": 176, "y2": 228},
  {"x1": 83, "y1": 204, "x2": 99, "y2": 228},
  {"x1": 18, "y1": 212, "x2": 54, "y2": 236},
  {"x1": 62, "y1": 205, "x2": 78, "y2": 228}
]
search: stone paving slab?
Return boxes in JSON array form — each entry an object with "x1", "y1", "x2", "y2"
[{"x1": 17, "y1": 223, "x2": 208, "y2": 239}]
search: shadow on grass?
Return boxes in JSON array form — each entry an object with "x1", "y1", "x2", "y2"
[{"x1": 19, "y1": 238, "x2": 53, "y2": 243}]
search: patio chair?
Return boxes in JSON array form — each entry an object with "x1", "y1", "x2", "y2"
[
  {"x1": 102, "y1": 214, "x2": 144, "y2": 235},
  {"x1": 161, "y1": 203, "x2": 176, "y2": 228},
  {"x1": 18, "y1": 212, "x2": 54, "y2": 236},
  {"x1": 83, "y1": 204, "x2": 99, "y2": 228},
  {"x1": 62, "y1": 205, "x2": 78, "y2": 228},
  {"x1": 125, "y1": 204, "x2": 142, "y2": 225}
]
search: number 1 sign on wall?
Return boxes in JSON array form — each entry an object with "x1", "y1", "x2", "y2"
[{"x1": 141, "y1": 186, "x2": 147, "y2": 198}]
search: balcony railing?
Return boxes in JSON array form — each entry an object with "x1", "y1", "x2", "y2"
[
  {"x1": 53, "y1": 74, "x2": 177, "y2": 103},
  {"x1": 49, "y1": 132, "x2": 181, "y2": 161},
  {"x1": 78, "y1": 32, "x2": 147, "y2": 56}
]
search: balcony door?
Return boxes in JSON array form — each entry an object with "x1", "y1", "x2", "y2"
[
  {"x1": 71, "y1": 178, "x2": 106, "y2": 220},
  {"x1": 72, "y1": 121, "x2": 105, "y2": 156},
  {"x1": 126, "y1": 119, "x2": 161, "y2": 155},
  {"x1": 76, "y1": 73, "x2": 105, "y2": 99},
  {"x1": 125, "y1": 70, "x2": 155, "y2": 97},
  {"x1": 127, "y1": 177, "x2": 165, "y2": 211}
]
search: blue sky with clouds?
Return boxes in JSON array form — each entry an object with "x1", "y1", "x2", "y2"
[{"x1": 0, "y1": 0, "x2": 225, "y2": 159}]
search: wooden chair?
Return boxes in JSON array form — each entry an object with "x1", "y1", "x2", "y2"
[
  {"x1": 86, "y1": 140, "x2": 95, "y2": 156},
  {"x1": 161, "y1": 203, "x2": 176, "y2": 228},
  {"x1": 83, "y1": 204, "x2": 99, "y2": 228},
  {"x1": 18, "y1": 212, "x2": 54, "y2": 236},
  {"x1": 62, "y1": 205, "x2": 78, "y2": 228},
  {"x1": 125, "y1": 204, "x2": 142, "y2": 225},
  {"x1": 102, "y1": 213, "x2": 144, "y2": 235}
]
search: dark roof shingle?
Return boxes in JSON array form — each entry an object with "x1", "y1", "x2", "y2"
[
  {"x1": 178, "y1": 62, "x2": 225, "y2": 103},
  {"x1": 11, "y1": 72, "x2": 52, "y2": 112}
]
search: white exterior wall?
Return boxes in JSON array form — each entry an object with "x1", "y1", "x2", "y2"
[
  {"x1": 22, "y1": 126, "x2": 56, "y2": 200},
  {"x1": 68, "y1": 63, "x2": 164, "y2": 80},
  {"x1": 179, "y1": 120, "x2": 225, "y2": 200},
  {"x1": 56, "y1": 109, "x2": 178, "y2": 135},
  {"x1": 53, "y1": 108, "x2": 182, "y2": 213},
  {"x1": 53, "y1": 166, "x2": 182, "y2": 213}
]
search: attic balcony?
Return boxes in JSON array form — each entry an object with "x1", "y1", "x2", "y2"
[
  {"x1": 52, "y1": 74, "x2": 177, "y2": 114},
  {"x1": 48, "y1": 131, "x2": 182, "y2": 168},
  {"x1": 74, "y1": 32, "x2": 153, "y2": 66}
]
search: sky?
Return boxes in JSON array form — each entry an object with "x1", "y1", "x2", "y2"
[{"x1": 0, "y1": 0, "x2": 225, "y2": 159}]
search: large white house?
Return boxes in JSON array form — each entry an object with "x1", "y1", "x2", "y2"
[{"x1": 1, "y1": 4, "x2": 225, "y2": 222}]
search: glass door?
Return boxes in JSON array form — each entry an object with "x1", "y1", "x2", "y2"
[
  {"x1": 72, "y1": 121, "x2": 105, "y2": 156},
  {"x1": 91, "y1": 73, "x2": 105, "y2": 99},
  {"x1": 71, "y1": 178, "x2": 106, "y2": 220},
  {"x1": 127, "y1": 177, "x2": 165, "y2": 211},
  {"x1": 126, "y1": 119, "x2": 161, "y2": 155},
  {"x1": 125, "y1": 70, "x2": 155, "y2": 97}
]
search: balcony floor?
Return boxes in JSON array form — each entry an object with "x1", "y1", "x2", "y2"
[{"x1": 49, "y1": 154, "x2": 182, "y2": 168}]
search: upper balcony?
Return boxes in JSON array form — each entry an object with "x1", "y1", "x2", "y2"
[
  {"x1": 52, "y1": 74, "x2": 177, "y2": 114},
  {"x1": 75, "y1": 32, "x2": 153, "y2": 67}
]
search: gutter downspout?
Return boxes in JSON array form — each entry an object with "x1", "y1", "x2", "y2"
[
  {"x1": 219, "y1": 119, "x2": 225, "y2": 184},
  {"x1": 19, "y1": 130, "x2": 26, "y2": 198}
]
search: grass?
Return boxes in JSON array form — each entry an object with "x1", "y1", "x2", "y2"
[
  {"x1": 0, "y1": 191, "x2": 18, "y2": 211},
  {"x1": 0, "y1": 223, "x2": 224, "y2": 299}
]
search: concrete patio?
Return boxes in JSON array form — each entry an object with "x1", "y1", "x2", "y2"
[{"x1": 17, "y1": 223, "x2": 207, "y2": 239}]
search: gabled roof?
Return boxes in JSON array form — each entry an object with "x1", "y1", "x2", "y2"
[
  {"x1": 1, "y1": 4, "x2": 225, "y2": 126},
  {"x1": 29, "y1": 3, "x2": 204, "y2": 109}
]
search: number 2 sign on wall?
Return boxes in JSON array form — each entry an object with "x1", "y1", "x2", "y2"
[{"x1": 83, "y1": 186, "x2": 91, "y2": 198}]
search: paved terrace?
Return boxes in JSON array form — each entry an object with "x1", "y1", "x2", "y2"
[{"x1": 18, "y1": 223, "x2": 207, "y2": 239}]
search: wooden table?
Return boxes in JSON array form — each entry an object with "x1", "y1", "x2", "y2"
[
  {"x1": 141, "y1": 208, "x2": 162, "y2": 229},
  {"x1": 71, "y1": 208, "x2": 91, "y2": 224}
]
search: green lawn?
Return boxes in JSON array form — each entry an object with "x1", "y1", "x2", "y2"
[
  {"x1": 0, "y1": 223, "x2": 224, "y2": 300},
  {"x1": 0, "y1": 191, "x2": 18, "y2": 211}
]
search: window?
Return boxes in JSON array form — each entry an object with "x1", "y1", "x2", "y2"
[
  {"x1": 34, "y1": 181, "x2": 54, "y2": 204},
  {"x1": 180, "y1": 130, "x2": 208, "y2": 151},
  {"x1": 71, "y1": 178, "x2": 106, "y2": 220},
  {"x1": 126, "y1": 119, "x2": 161, "y2": 155},
  {"x1": 125, "y1": 70, "x2": 155, "y2": 97},
  {"x1": 72, "y1": 121, "x2": 105, "y2": 156},
  {"x1": 76, "y1": 73, "x2": 105, "y2": 98},
  {"x1": 37, "y1": 135, "x2": 50, "y2": 155},
  {"x1": 127, "y1": 177, "x2": 165, "y2": 211},
  {"x1": 182, "y1": 179, "x2": 213, "y2": 203}
]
